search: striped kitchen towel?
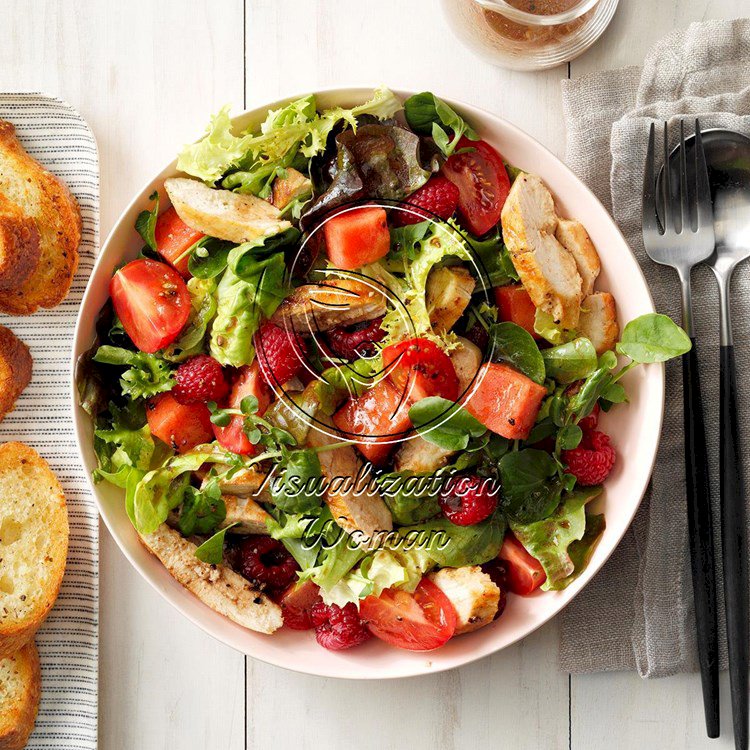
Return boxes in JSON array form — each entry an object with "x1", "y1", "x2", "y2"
[{"x1": 0, "y1": 93, "x2": 98, "y2": 749}]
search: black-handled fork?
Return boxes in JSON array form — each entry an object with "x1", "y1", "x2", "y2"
[{"x1": 642, "y1": 120, "x2": 720, "y2": 738}]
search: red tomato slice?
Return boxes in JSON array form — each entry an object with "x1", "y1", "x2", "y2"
[
  {"x1": 110, "y1": 258, "x2": 190, "y2": 353},
  {"x1": 360, "y1": 578, "x2": 457, "y2": 651},
  {"x1": 154, "y1": 206, "x2": 204, "y2": 278},
  {"x1": 497, "y1": 535, "x2": 546, "y2": 595},
  {"x1": 279, "y1": 580, "x2": 322, "y2": 630},
  {"x1": 146, "y1": 393, "x2": 213, "y2": 454},
  {"x1": 381, "y1": 337, "x2": 459, "y2": 402},
  {"x1": 213, "y1": 363, "x2": 271, "y2": 456},
  {"x1": 442, "y1": 137, "x2": 511, "y2": 236}
]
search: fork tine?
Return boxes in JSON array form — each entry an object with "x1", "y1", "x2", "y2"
[
  {"x1": 694, "y1": 119, "x2": 713, "y2": 229},
  {"x1": 662, "y1": 121, "x2": 673, "y2": 233},
  {"x1": 678, "y1": 120, "x2": 690, "y2": 233},
  {"x1": 642, "y1": 123, "x2": 660, "y2": 236}
]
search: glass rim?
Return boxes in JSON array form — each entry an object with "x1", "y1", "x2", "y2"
[{"x1": 472, "y1": 0, "x2": 601, "y2": 26}]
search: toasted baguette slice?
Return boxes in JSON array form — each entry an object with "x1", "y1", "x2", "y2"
[
  {"x1": 429, "y1": 566, "x2": 500, "y2": 635},
  {"x1": 0, "y1": 326, "x2": 32, "y2": 422},
  {"x1": 0, "y1": 641, "x2": 41, "y2": 750},
  {"x1": 0, "y1": 120, "x2": 81, "y2": 315},
  {"x1": 139, "y1": 524, "x2": 282, "y2": 634},
  {"x1": 165, "y1": 177, "x2": 291, "y2": 244},
  {"x1": 0, "y1": 443, "x2": 68, "y2": 659},
  {"x1": 0, "y1": 194, "x2": 40, "y2": 293}
]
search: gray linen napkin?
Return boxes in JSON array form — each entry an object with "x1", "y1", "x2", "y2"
[{"x1": 559, "y1": 18, "x2": 750, "y2": 677}]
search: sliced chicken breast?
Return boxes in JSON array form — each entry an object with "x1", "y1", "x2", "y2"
[
  {"x1": 501, "y1": 173, "x2": 583, "y2": 329},
  {"x1": 221, "y1": 495, "x2": 271, "y2": 535},
  {"x1": 426, "y1": 266, "x2": 475, "y2": 334},
  {"x1": 271, "y1": 168, "x2": 312, "y2": 210},
  {"x1": 428, "y1": 566, "x2": 500, "y2": 634},
  {"x1": 555, "y1": 219, "x2": 600, "y2": 297},
  {"x1": 394, "y1": 436, "x2": 454, "y2": 474},
  {"x1": 305, "y1": 414, "x2": 392, "y2": 543},
  {"x1": 450, "y1": 336, "x2": 483, "y2": 394},
  {"x1": 165, "y1": 177, "x2": 291, "y2": 244},
  {"x1": 139, "y1": 523, "x2": 282, "y2": 634},
  {"x1": 272, "y1": 278, "x2": 387, "y2": 333},
  {"x1": 578, "y1": 292, "x2": 619, "y2": 355}
]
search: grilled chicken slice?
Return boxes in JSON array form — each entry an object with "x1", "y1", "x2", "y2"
[
  {"x1": 555, "y1": 219, "x2": 600, "y2": 297},
  {"x1": 305, "y1": 414, "x2": 392, "y2": 543},
  {"x1": 272, "y1": 278, "x2": 387, "y2": 333},
  {"x1": 394, "y1": 337, "x2": 482, "y2": 473},
  {"x1": 578, "y1": 292, "x2": 619, "y2": 355},
  {"x1": 197, "y1": 466, "x2": 271, "y2": 501},
  {"x1": 394, "y1": 437, "x2": 454, "y2": 474},
  {"x1": 428, "y1": 566, "x2": 500, "y2": 635},
  {"x1": 165, "y1": 177, "x2": 291, "y2": 244},
  {"x1": 426, "y1": 266, "x2": 475, "y2": 334},
  {"x1": 139, "y1": 523, "x2": 282, "y2": 634},
  {"x1": 221, "y1": 495, "x2": 271, "y2": 535},
  {"x1": 450, "y1": 336, "x2": 482, "y2": 394},
  {"x1": 271, "y1": 168, "x2": 312, "y2": 210},
  {"x1": 501, "y1": 173, "x2": 583, "y2": 329}
]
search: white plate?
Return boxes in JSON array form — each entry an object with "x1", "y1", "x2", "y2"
[{"x1": 71, "y1": 87, "x2": 663, "y2": 679}]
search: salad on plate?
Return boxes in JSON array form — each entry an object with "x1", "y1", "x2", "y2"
[{"x1": 78, "y1": 87, "x2": 690, "y2": 652}]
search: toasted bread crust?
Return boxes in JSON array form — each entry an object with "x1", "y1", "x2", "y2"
[
  {"x1": 0, "y1": 641, "x2": 41, "y2": 750},
  {"x1": 0, "y1": 443, "x2": 68, "y2": 658},
  {"x1": 0, "y1": 120, "x2": 81, "y2": 314},
  {"x1": 0, "y1": 194, "x2": 40, "y2": 292},
  {"x1": 0, "y1": 326, "x2": 32, "y2": 422}
]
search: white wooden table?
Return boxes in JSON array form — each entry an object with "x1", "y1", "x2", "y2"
[{"x1": 0, "y1": 1, "x2": 746, "y2": 747}]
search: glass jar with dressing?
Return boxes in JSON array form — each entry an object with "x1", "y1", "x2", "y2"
[{"x1": 440, "y1": 0, "x2": 619, "y2": 71}]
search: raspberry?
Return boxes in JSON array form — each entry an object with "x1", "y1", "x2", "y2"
[
  {"x1": 563, "y1": 429, "x2": 616, "y2": 486},
  {"x1": 464, "y1": 323, "x2": 489, "y2": 350},
  {"x1": 577, "y1": 403, "x2": 601, "y2": 432},
  {"x1": 173, "y1": 355, "x2": 229, "y2": 404},
  {"x1": 326, "y1": 316, "x2": 385, "y2": 360},
  {"x1": 254, "y1": 322, "x2": 308, "y2": 386},
  {"x1": 480, "y1": 559, "x2": 509, "y2": 620},
  {"x1": 310, "y1": 602, "x2": 371, "y2": 651},
  {"x1": 236, "y1": 536, "x2": 299, "y2": 591},
  {"x1": 392, "y1": 176, "x2": 460, "y2": 227},
  {"x1": 439, "y1": 474, "x2": 498, "y2": 526}
]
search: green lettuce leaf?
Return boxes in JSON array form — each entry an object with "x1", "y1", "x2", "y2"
[
  {"x1": 509, "y1": 486, "x2": 603, "y2": 590},
  {"x1": 209, "y1": 242, "x2": 288, "y2": 367},
  {"x1": 381, "y1": 221, "x2": 471, "y2": 341},
  {"x1": 162, "y1": 277, "x2": 218, "y2": 362},
  {"x1": 178, "y1": 88, "x2": 401, "y2": 189},
  {"x1": 93, "y1": 346, "x2": 175, "y2": 400}
]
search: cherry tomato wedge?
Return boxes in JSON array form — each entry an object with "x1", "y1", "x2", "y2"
[
  {"x1": 146, "y1": 393, "x2": 213, "y2": 454},
  {"x1": 381, "y1": 337, "x2": 459, "y2": 402},
  {"x1": 110, "y1": 258, "x2": 190, "y2": 353},
  {"x1": 442, "y1": 137, "x2": 511, "y2": 236},
  {"x1": 154, "y1": 206, "x2": 204, "y2": 278},
  {"x1": 360, "y1": 578, "x2": 457, "y2": 651},
  {"x1": 213, "y1": 363, "x2": 271, "y2": 456},
  {"x1": 497, "y1": 534, "x2": 546, "y2": 595}
]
